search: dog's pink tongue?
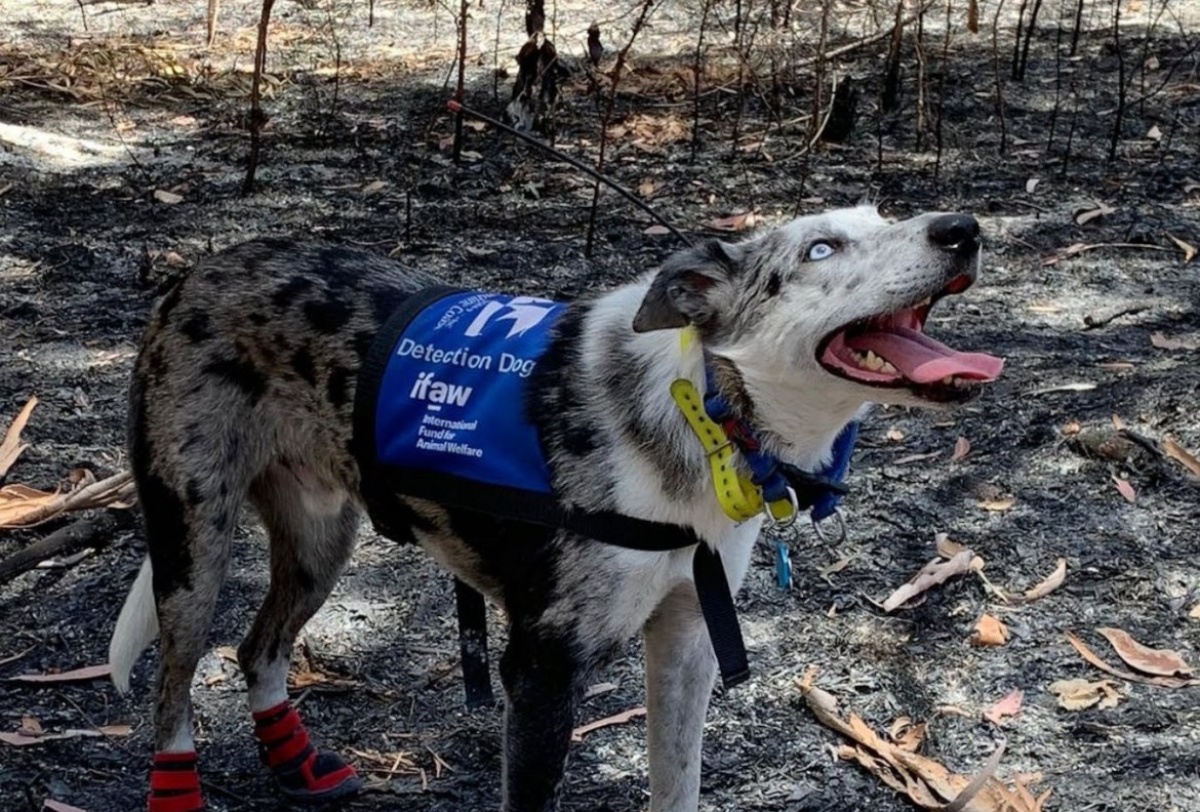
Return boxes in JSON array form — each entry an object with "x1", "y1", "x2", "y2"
[{"x1": 847, "y1": 327, "x2": 1004, "y2": 384}]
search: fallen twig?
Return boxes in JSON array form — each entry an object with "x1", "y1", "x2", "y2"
[
  {"x1": 1082, "y1": 305, "x2": 1148, "y2": 329},
  {"x1": 1043, "y1": 242, "x2": 1172, "y2": 266},
  {"x1": 0, "y1": 470, "x2": 135, "y2": 529},
  {"x1": 571, "y1": 707, "x2": 646, "y2": 742},
  {"x1": 0, "y1": 510, "x2": 135, "y2": 584}
]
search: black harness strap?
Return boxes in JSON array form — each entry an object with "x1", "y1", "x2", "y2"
[
  {"x1": 692, "y1": 544, "x2": 750, "y2": 689},
  {"x1": 353, "y1": 287, "x2": 756, "y2": 708},
  {"x1": 454, "y1": 578, "x2": 495, "y2": 707}
]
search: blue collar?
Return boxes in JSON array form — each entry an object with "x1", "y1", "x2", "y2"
[{"x1": 701, "y1": 364, "x2": 858, "y2": 588}]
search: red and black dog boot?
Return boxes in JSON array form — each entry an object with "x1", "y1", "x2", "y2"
[
  {"x1": 252, "y1": 700, "x2": 362, "y2": 802},
  {"x1": 148, "y1": 751, "x2": 204, "y2": 812}
]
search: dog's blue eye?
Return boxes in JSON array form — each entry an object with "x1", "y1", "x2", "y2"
[{"x1": 807, "y1": 242, "x2": 836, "y2": 261}]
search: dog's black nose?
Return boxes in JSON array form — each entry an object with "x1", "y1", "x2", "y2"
[{"x1": 928, "y1": 214, "x2": 981, "y2": 254}]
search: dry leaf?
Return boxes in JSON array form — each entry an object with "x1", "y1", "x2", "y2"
[
  {"x1": 1061, "y1": 420, "x2": 1082, "y2": 436},
  {"x1": 0, "y1": 396, "x2": 38, "y2": 479},
  {"x1": 1049, "y1": 678, "x2": 1123, "y2": 711},
  {"x1": 20, "y1": 716, "x2": 43, "y2": 735},
  {"x1": 1166, "y1": 234, "x2": 1196, "y2": 262},
  {"x1": 1146, "y1": 125, "x2": 1163, "y2": 141},
  {"x1": 889, "y1": 718, "x2": 926, "y2": 753},
  {"x1": 1149, "y1": 331, "x2": 1200, "y2": 351},
  {"x1": 1097, "y1": 628, "x2": 1193, "y2": 677},
  {"x1": 1025, "y1": 178, "x2": 1040, "y2": 193},
  {"x1": 951, "y1": 436, "x2": 970, "y2": 461},
  {"x1": 637, "y1": 179, "x2": 657, "y2": 198},
  {"x1": 978, "y1": 496, "x2": 1015, "y2": 512},
  {"x1": 44, "y1": 801, "x2": 89, "y2": 812},
  {"x1": 935, "y1": 533, "x2": 967, "y2": 559},
  {"x1": 1074, "y1": 203, "x2": 1115, "y2": 226},
  {"x1": 983, "y1": 689, "x2": 1023, "y2": 725},
  {"x1": 798, "y1": 676, "x2": 1039, "y2": 811},
  {"x1": 886, "y1": 428, "x2": 906, "y2": 442},
  {"x1": 98, "y1": 724, "x2": 133, "y2": 736},
  {"x1": 1022, "y1": 558, "x2": 1067, "y2": 602},
  {"x1": 0, "y1": 727, "x2": 107, "y2": 746},
  {"x1": 893, "y1": 451, "x2": 941, "y2": 465},
  {"x1": 709, "y1": 212, "x2": 759, "y2": 232},
  {"x1": 153, "y1": 189, "x2": 183, "y2": 205},
  {"x1": 1162, "y1": 436, "x2": 1200, "y2": 478},
  {"x1": 0, "y1": 470, "x2": 133, "y2": 528},
  {"x1": 882, "y1": 551, "x2": 973, "y2": 613},
  {"x1": 972, "y1": 614, "x2": 1011, "y2": 647},
  {"x1": 1030, "y1": 381, "x2": 1097, "y2": 394},
  {"x1": 1112, "y1": 476, "x2": 1136, "y2": 503},
  {"x1": 1027, "y1": 303, "x2": 1061, "y2": 314},
  {"x1": 584, "y1": 682, "x2": 618, "y2": 699},
  {"x1": 643, "y1": 224, "x2": 671, "y2": 236},
  {"x1": 1189, "y1": 604, "x2": 1200, "y2": 620},
  {"x1": 571, "y1": 707, "x2": 646, "y2": 742},
  {"x1": 361, "y1": 180, "x2": 387, "y2": 194},
  {"x1": 1064, "y1": 631, "x2": 1199, "y2": 688},
  {"x1": 6, "y1": 664, "x2": 112, "y2": 683}
]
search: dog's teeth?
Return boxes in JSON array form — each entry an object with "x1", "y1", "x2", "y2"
[
  {"x1": 941, "y1": 375, "x2": 955, "y2": 385},
  {"x1": 918, "y1": 296, "x2": 932, "y2": 308},
  {"x1": 862, "y1": 351, "x2": 883, "y2": 371},
  {"x1": 879, "y1": 360, "x2": 898, "y2": 375}
]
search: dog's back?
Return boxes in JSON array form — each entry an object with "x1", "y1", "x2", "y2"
[{"x1": 112, "y1": 240, "x2": 437, "y2": 804}]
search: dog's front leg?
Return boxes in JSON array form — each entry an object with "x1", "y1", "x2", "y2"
[
  {"x1": 498, "y1": 625, "x2": 582, "y2": 812},
  {"x1": 643, "y1": 582, "x2": 717, "y2": 812}
]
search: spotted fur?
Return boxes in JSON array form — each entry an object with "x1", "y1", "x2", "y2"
[{"x1": 109, "y1": 207, "x2": 988, "y2": 812}]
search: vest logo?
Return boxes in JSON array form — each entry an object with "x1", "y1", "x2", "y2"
[
  {"x1": 463, "y1": 296, "x2": 557, "y2": 339},
  {"x1": 409, "y1": 371, "x2": 472, "y2": 411}
]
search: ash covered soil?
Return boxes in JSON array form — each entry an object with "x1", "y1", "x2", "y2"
[{"x1": 1, "y1": 1, "x2": 1199, "y2": 810}]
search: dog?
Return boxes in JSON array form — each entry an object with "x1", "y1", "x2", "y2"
[{"x1": 108, "y1": 205, "x2": 1002, "y2": 812}]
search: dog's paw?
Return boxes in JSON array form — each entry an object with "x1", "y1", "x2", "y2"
[
  {"x1": 253, "y1": 700, "x2": 362, "y2": 803},
  {"x1": 148, "y1": 751, "x2": 204, "y2": 812}
]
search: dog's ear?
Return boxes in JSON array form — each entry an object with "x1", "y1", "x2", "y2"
[{"x1": 632, "y1": 239, "x2": 743, "y2": 333}]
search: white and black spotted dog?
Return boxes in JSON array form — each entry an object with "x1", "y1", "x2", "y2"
[{"x1": 108, "y1": 206, "x2": 1003, "y2": 812}]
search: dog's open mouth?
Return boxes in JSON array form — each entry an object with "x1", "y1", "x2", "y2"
[{"x1": 817, "y1": 274, "x2": 1004, "y2": 401}]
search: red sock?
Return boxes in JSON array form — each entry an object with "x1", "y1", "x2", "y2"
[
  {"x1": 252, "y1": 700, "x2": 360, "y2": 800},
  {"x1": 148, "y1": 751, "x2": 203, "y2": 812}
]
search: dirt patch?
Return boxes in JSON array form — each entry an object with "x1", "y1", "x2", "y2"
[{"x1": 2, "y1": 1, "x2": 1198, "y2": 810}]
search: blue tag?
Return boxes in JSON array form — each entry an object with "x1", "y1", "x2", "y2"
[
  {"x1": 774, "y1": 540, "x2": 793, "y2": 589},
  {"x1": 375, "y1": 291, "x2": 568, "y2": 493}
]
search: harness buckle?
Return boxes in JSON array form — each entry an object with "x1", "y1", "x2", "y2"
[{"x1": 811, "y1": 508, "x2": 848, "y2": 544}]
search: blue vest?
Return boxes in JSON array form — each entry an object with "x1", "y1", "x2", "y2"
[
  {"x1": 373, "y1": 288, "x2": 567, "y2": 493},
  {"x1": 352, "y1": 287, "x2": 579, "y2": 533}
]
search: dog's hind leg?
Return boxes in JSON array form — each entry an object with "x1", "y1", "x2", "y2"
[
  {"x1": 643, "y1": 583, "x2": 718, "y2": 812},
  {"x1": 237, "y1": 462, "x2": 363, "y2": 803},
  {"x1": 129, "y1": 417, "x2": 253, "y2": 812}
]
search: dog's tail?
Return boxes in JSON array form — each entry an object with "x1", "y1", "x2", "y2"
[{"x1": 108, "y1": 557, "x2": 159, "y2": 693}]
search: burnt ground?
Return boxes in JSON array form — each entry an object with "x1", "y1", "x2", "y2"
[{"x1": 1, "y1": 0, "x2": 1199, "y2": 810}]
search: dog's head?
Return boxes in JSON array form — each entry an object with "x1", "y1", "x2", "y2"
[{"x1": 633, "y1": 206, "x2": 1004, "y2": 411}]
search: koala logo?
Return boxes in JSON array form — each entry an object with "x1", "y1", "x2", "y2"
[{"x1": 463, "y1": 297, "x2": 556, "y2": 340}]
